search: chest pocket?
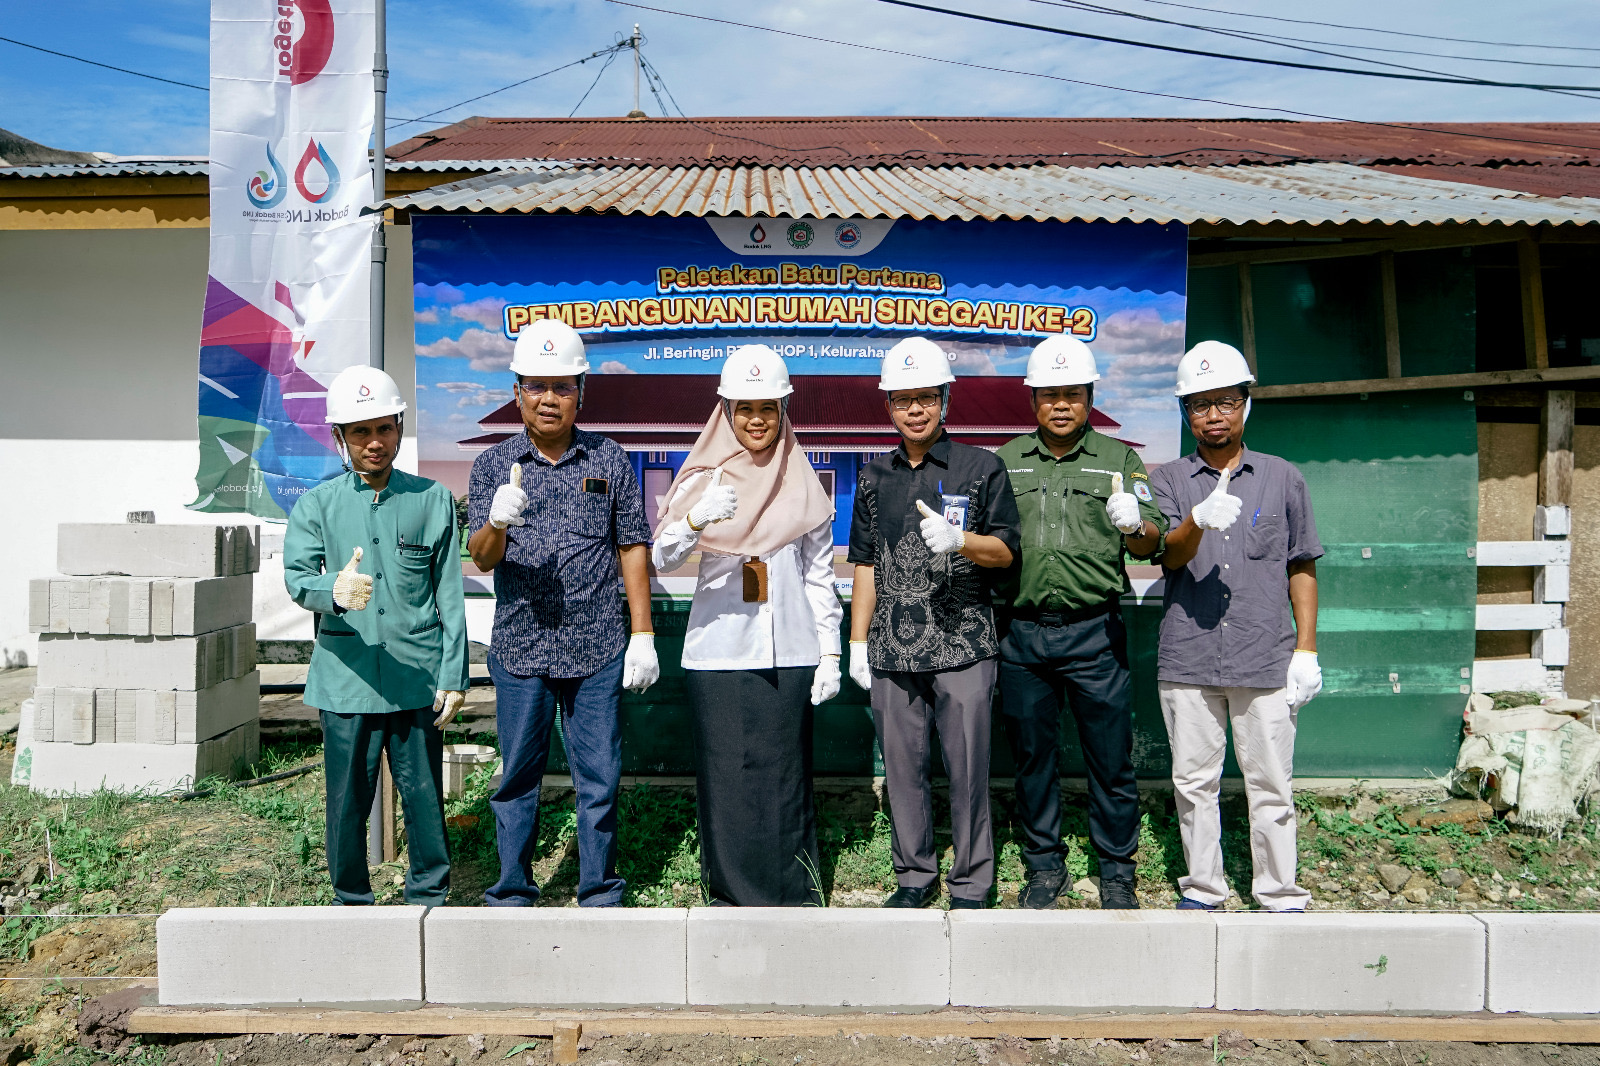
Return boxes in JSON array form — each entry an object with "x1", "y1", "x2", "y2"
[
  {"x1": 1010, "y1": 482, "x2": 1045, "y2": 547},
  {"x1": 1067, "y1": 475, "x2": 1119, "y2": 557},
  {"x1": 1246, "y1": 507, "x2": 1287, "y2": 561},
  {"x1": 391, "y1": 539, "x2": 435, "y2": 601},
  {"x1": 573, "y1": 490, "x2": 612, "y2": 539}
]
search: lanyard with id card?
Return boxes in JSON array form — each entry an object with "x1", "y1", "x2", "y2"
[{"x1": 938, "y1": 479, "x2": 971, "y2": 531}]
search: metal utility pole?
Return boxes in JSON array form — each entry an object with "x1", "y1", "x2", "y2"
[
  {"x1": 627, "y1": 24, "x2": 645, "y2": 119},
  {"x1": 370, "y1": 0, "x2": 388, "y2": 370}
]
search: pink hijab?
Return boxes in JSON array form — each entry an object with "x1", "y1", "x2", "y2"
[{"x1": 655, "y1": 406, "x2": 834, "y2": 557}]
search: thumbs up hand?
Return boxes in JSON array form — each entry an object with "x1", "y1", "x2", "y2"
[
  {"x1": 688, "y1": 467, "x2": 739, "y2": 531},
  {"x1": 1106, "y1": 471, "x2": 1143, "y2": 535},
  {"x1": 489, "y1": 462, "x2": 529, "y2": 529},
  {"x1": 916, "y1": 499, "x2": 966, "y2": 555},
  {"x1": 1191, "y1": 466, "x2": 1243, "y2": 531},
  {"x1": 332, "y1": 547, "x2": 373, "y2": 611}
]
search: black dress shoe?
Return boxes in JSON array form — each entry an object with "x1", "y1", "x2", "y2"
[
  {"x1": 1100, "y1": 875, "x2": 1140, "y2": 910},
  {"x1": 1018, "y1": 868, "x2": 1069, "y2": 910},
  {"x1": 948, "y1": 897, "x2": 985, "y2": 910},
  {"x1": 882, "y1": 885, "x2": 936, "y2": 908}
]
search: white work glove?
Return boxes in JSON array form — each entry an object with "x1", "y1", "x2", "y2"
[
  {"x1": 1106, "y1": 472, "x2": 1143, "y2": 535},
  {"x1": 331, "y1": 547, "x2": 372, "y2": 611},
  {"x1": 489, "y1": 462, "x2": 528, "y2": 529},
  {"x1": 432, "y1": 689, "x2": 466, "y2": 728},
  {"x1": 1284, "y1": 650, "x2": 1323, "y2": 711},
  {"x1": 915, "y1": 500, "x2": 965, "y2": 555},
  {"x1": 1190, "y1": 466, "x2": 1243, "y2": 532},
  {"x1": 810, "y1": 655, "x2": 841, "y2": 705},
  {"x1": 848, "y1": 641, "x2": 873, "y2": 691},
  {"x1": 623, "y1": 632, "x2": 659, "y2": 694},
  {"x1": 688, "y1": 468, "x2": 738, "y2": 530}
]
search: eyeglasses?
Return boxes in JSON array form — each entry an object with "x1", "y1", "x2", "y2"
[
  {"x1": 1184, "y1": 396, "x2": 1246, "y2": 416},
  {"x1": 518, "y1": 381, "x2": 580, "y2": 399},
  {"x1": 890, "y1": 393, "x2": 943, "y2": 412}
]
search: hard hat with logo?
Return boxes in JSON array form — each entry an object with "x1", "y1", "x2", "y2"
[
  {"x1": 717, "y1": 344, "x2": 794, "y2": 400},
  {"x1": 1174, "y1": 340, "x2": 1255, "y2": 397},
  {"x1": 878, "y1": 337, "x2": 955, "y2": 392},
  {"x1": 324, "y1": 365, "x2": 407, "y2": 425},
  {"x1": 1024, "y1": 335, "x2": 1100, "y2": 387},
  {"x1": 509, "y1": 318, "x2": 590, "y2": 377}
]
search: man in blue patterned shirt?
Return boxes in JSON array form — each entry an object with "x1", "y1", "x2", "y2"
[{"x1": 467, "y1": 319, "x2": 658, "y2": 907}]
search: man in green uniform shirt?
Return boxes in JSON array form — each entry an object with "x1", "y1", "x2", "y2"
[
  {"x1": 285, "y1": 365, "x2": 470, "y2": 906},
  {"x1": 995, "y1": 336, "x2": 1167, "y2": 910}
]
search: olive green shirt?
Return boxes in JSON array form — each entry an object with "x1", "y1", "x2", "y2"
[
  {"x1": 285, "y1": 469, "x2": 470, "y2": 715},
  {"x1": 995, "y1": 429, "x2": 1168, "y2": 612}
]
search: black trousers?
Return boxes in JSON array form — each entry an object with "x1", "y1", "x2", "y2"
[
  {"x1": 998, "y1": 610, "x2": 1139, "y2": 881},
  {"x1": 685, "y1": 667, "x2": 822, "y2": 906}
]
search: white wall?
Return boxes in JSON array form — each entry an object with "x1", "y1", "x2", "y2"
[{"x1": 0, "y1": 225, "x2": 417, "y2": 665}]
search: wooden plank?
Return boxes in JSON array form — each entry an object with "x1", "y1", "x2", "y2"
[
  {"x1": 1520, "y1": 238, "x2": 1549, "y2": 370},
  {"x1": 1476, "y1": 603, "x2": 1565, "y2": 631},
  {"x1": 1252, "y1": 364, "x2": 1600, "y2": 400},
  {"x1": 1540, "y1": 389, "x2": 1575, "y2": 507},
  {"x1": 1472, "y1": 658, "x2": 1553, "y2": 693},
  {"x1": 1380, "y1": 251, "x2": 1402, "y2": 378},
  {"x1": 126, "y1": 1007, "x2": 1600, "y2": 1043},
  {"x1": 1237, "y1": 262, "x2": 1258, "y2": 375},
  {"x1": 1475, "y1": 540, "x2": 1570, "y2": 566},
  {"x1": 1189, "y1": 227, "x2": 1524, "y2": 269}
]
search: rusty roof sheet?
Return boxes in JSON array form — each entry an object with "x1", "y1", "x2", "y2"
[
  {"x1": 388, "y1": 116, "x2": 1600, "y2": 169},
  {"x1": 381, "y1": 161, "x2": 1600, "y2": 227}
]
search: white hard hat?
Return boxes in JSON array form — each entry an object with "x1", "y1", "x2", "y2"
[
  {"x1": 878, "y1": 337, "x2": 955, "y2": 392},
  {"x1": 1174, "y1": 340, "x2": 1255, "y2": 397},
  {"x1": 510, "y1": 318, "x2": 590, "y2": 377},
  {"x1": 718, "y1": 344, "x2": 794, "y2": 400},
  {"x1": 324, "y1": 365, "x2": 407, "y2": 425},
  {"x1": 1024, "y1": 335, "x2": 1100, "y2": 387}
]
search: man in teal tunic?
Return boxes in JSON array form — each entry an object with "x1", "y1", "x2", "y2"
[{"x1": 285, "y1": 365, "x2": 470, "y2": 906}]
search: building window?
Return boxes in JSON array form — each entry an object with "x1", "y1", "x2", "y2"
[
  {"x1": 808, "y1": 451, "x2": 832, "y2": 464},
  {"x1": 647, "y1": 451, "x2": 668, "y2": 464},
  {"x1": 816, "y1": 469, "x2": 836, "y2": 499},
  {"x1": 643, "y1": 468, "x2": 675, "y2": 520}
]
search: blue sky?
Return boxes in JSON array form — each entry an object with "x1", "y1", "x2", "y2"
[{"x1": 4, "y1": 0, "x2": 1599, "y2": 157}]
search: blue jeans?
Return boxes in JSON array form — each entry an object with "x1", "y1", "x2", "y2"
[{"x1": 486, "y1": 649, "x2": 626, "y2": 907}]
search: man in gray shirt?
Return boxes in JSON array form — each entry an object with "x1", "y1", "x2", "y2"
[{"x1": 1149, "y1": 341, "x2": 1322, "y2": 913}]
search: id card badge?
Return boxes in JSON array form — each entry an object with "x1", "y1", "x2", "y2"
[{"x1": 940, "y1": 493, "x2": 971, "y2": 531}]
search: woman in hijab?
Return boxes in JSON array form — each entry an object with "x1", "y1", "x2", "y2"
[{"x1": 653, "y1": 344, "x2": 842, "y2": 906}]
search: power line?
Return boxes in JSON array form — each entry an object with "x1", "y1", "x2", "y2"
[
  {"x1": 1121, "y1": 0, "x2": 1600, "y2": 54},
  {"x1": 0, "y1": 34, "x2": 206, "y2": 91},
  {"x1": 605, "y1": 0, "x2": 1600, "y2": 156},
  {"x1": 872, "y1": 0, "x2": 1600, "y2": 92},
  {"x1": 387, "y1": 44, "x2": 629, "y2": 132},
  {"x1": 567, "y1": 46, "x2": 620, "y2": 116},
  {"x1": 1026, "y1": 0, "x2": 1600, "y2": 74}
]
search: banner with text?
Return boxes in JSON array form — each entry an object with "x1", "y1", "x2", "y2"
[
  {"x1": 413, "y1": 213, "x2": 1188, "y2": 488},
  {"x1": 190, "y1": 0, "x2": 375, "y2": 520}
]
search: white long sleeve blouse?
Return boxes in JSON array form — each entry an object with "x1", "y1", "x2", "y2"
[{"x1": 652, "y1": 516, "x2": 843, "y2": 671}]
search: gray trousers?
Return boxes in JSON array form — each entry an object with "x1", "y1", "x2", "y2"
[{"x1": 871, "y1": 658, "x2": 997, "y2": 902}]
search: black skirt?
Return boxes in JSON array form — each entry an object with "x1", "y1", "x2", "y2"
[{"x1": 685, "y1": 667, "x2": 822, "y2": 906}]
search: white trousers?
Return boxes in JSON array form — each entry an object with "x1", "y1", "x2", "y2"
[{"x1": 1157, "y1": 682, "x2": 1310, "y2": 911}]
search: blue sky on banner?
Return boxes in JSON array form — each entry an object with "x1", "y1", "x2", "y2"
[{"x1": 3, "y1": 0, "x2": 1598, "y2": 156}]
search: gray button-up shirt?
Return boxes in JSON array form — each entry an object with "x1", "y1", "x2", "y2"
[
  {"x1": 469, "y1": 428, "x2": 649, "y2": 679},
  {"x1": 1149, "y1": 447, "x2": 1322, "y2": 689}
]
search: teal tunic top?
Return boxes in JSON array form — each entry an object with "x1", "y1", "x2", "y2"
[{"x1": 284, "y1": 469, "x2": 470, "y2": 714}]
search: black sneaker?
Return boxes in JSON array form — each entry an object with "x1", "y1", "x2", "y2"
[
  {"x1": 1018, "y1": 869, "x2": 1069, "y2": 910},
  {"x1": 882, "y1": 885, "x2": 936, "y2": 908},
  {"x1": 1100, "y1": 875, "x2": 1140, "y2": 910}
]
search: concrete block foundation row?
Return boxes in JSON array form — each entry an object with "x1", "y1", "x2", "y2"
[
  {"x1": 57, "y1": 523, "x2": 260, "y2": 578},
  {"x1": 155, "y1": 908, "x2": 1600, "y2": 1015},
  {"x1": 29, "y1": 574, "x2": 254, "y2": 636},
  {"x1": 37, "y1": 624, "x2": 257, "y2": 691},
  {"x1": 31, "y1": 670, "x2": 261, "y2": 744}
]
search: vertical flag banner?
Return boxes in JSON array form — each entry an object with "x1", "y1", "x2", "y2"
[{"x1": 191, "y1": 0, "x2": 376, "y2": 519}]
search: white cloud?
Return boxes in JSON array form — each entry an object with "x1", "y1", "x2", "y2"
[
  {"x1": 416, "y1": 328, "x2": 515, "y2": 372},
  {"x1": 414, "y1": 308, "x2": 439, "y2": 325},
  {"x1": 597, "y1": 360, "x2": 638, "y2": 375},
  {"x1": 435, "y1": 380, "x2": 487, "y2": 393},
  {"x1": 450, "y1": 297, "x2": 509, "y2": 329},
  {"x1": 1095, "y1": 308, "x2": 1186, "y2": 356},
  {"x1": 944, "y1": 341, "x2": 1001, "y2": 376},
  {"x1": 458, "y1": 389, "x2": 513, "y2": 408}
]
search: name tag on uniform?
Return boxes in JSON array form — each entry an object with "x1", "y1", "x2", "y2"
[{"x1": 583, "y1": 478, "x2": 609, "y2": 494}]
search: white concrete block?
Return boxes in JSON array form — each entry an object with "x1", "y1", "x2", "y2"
[
  {"x1": 58, "y1": 523, "x2": 260, "y2": 578},
  {"x1": 177, "y1": 671, "x2": 260, "y2": 744},
  {"x1": 36, "y1": 624, "x2": 256, "y2": 690},
  {"x1": 66, "y1": 578, "x2": 90, "y2": 633},
  {"x1": 67, "y1": 688, "x2": 95, "y2": 744},
  {"x1": 135, "y1": 689, "x2": 177, "y2": 744},
  {"x1": 1215, "y1": 913, "x2": 1484, "y2": 1013},
  {"x1": 48, "y1": 580, "x2": 70, "y2": 633},
  {"x1": 115, "y1": 689, "x2": 138, "y2": 743},
  {"x1": 158, "y1": 906, "x2": 424, "y2": 1007},
  {"x1": 1479, "y1": 913, "x2": 1600, "y2": 1014},
  {"x1": 172, "y1": 575, "x2": 253, "y2": 635},
  {"x1": 949, "y1": 911, "x2": 1215, "y2": 1010},
  {"x1": 93, "y1": 689, "x2": 115, "y2": 741},
  {"x1": 687, "y1": 908, "x2": 949, "y2": 1009},
  {"x1": 87, "y1": 580, "x2": 112, "y2": 634},
  {"x1": 28, "y1": 579, "x2": 50, "y2": 633},
  {"x1": 27, "y1": 719, "x2": 258, "y2": 794},
  {"x1": 426, "y1": 909, "x2": 687, "y2": 1007},
  {"x1": 151, "y1": 580, "x2": 174, "y2": 636},
  {"x1": 32, "y1": 689, "x2": 53, "y2": 743}
]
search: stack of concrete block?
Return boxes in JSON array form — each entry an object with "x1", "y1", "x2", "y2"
[{"x1": 22, "y1": 523, "x2": 262, "y2": 795}]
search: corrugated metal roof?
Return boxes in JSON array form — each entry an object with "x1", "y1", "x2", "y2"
[
  {"x1": 0, "y1": 158, "x2": 525, "y2": 179},
  {"x1": 381, "y1": 161, "x2": 1600, "y2": 227},
  {"x1": 389, "y1": 116, "x2": 1600, "y2": 169}
]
